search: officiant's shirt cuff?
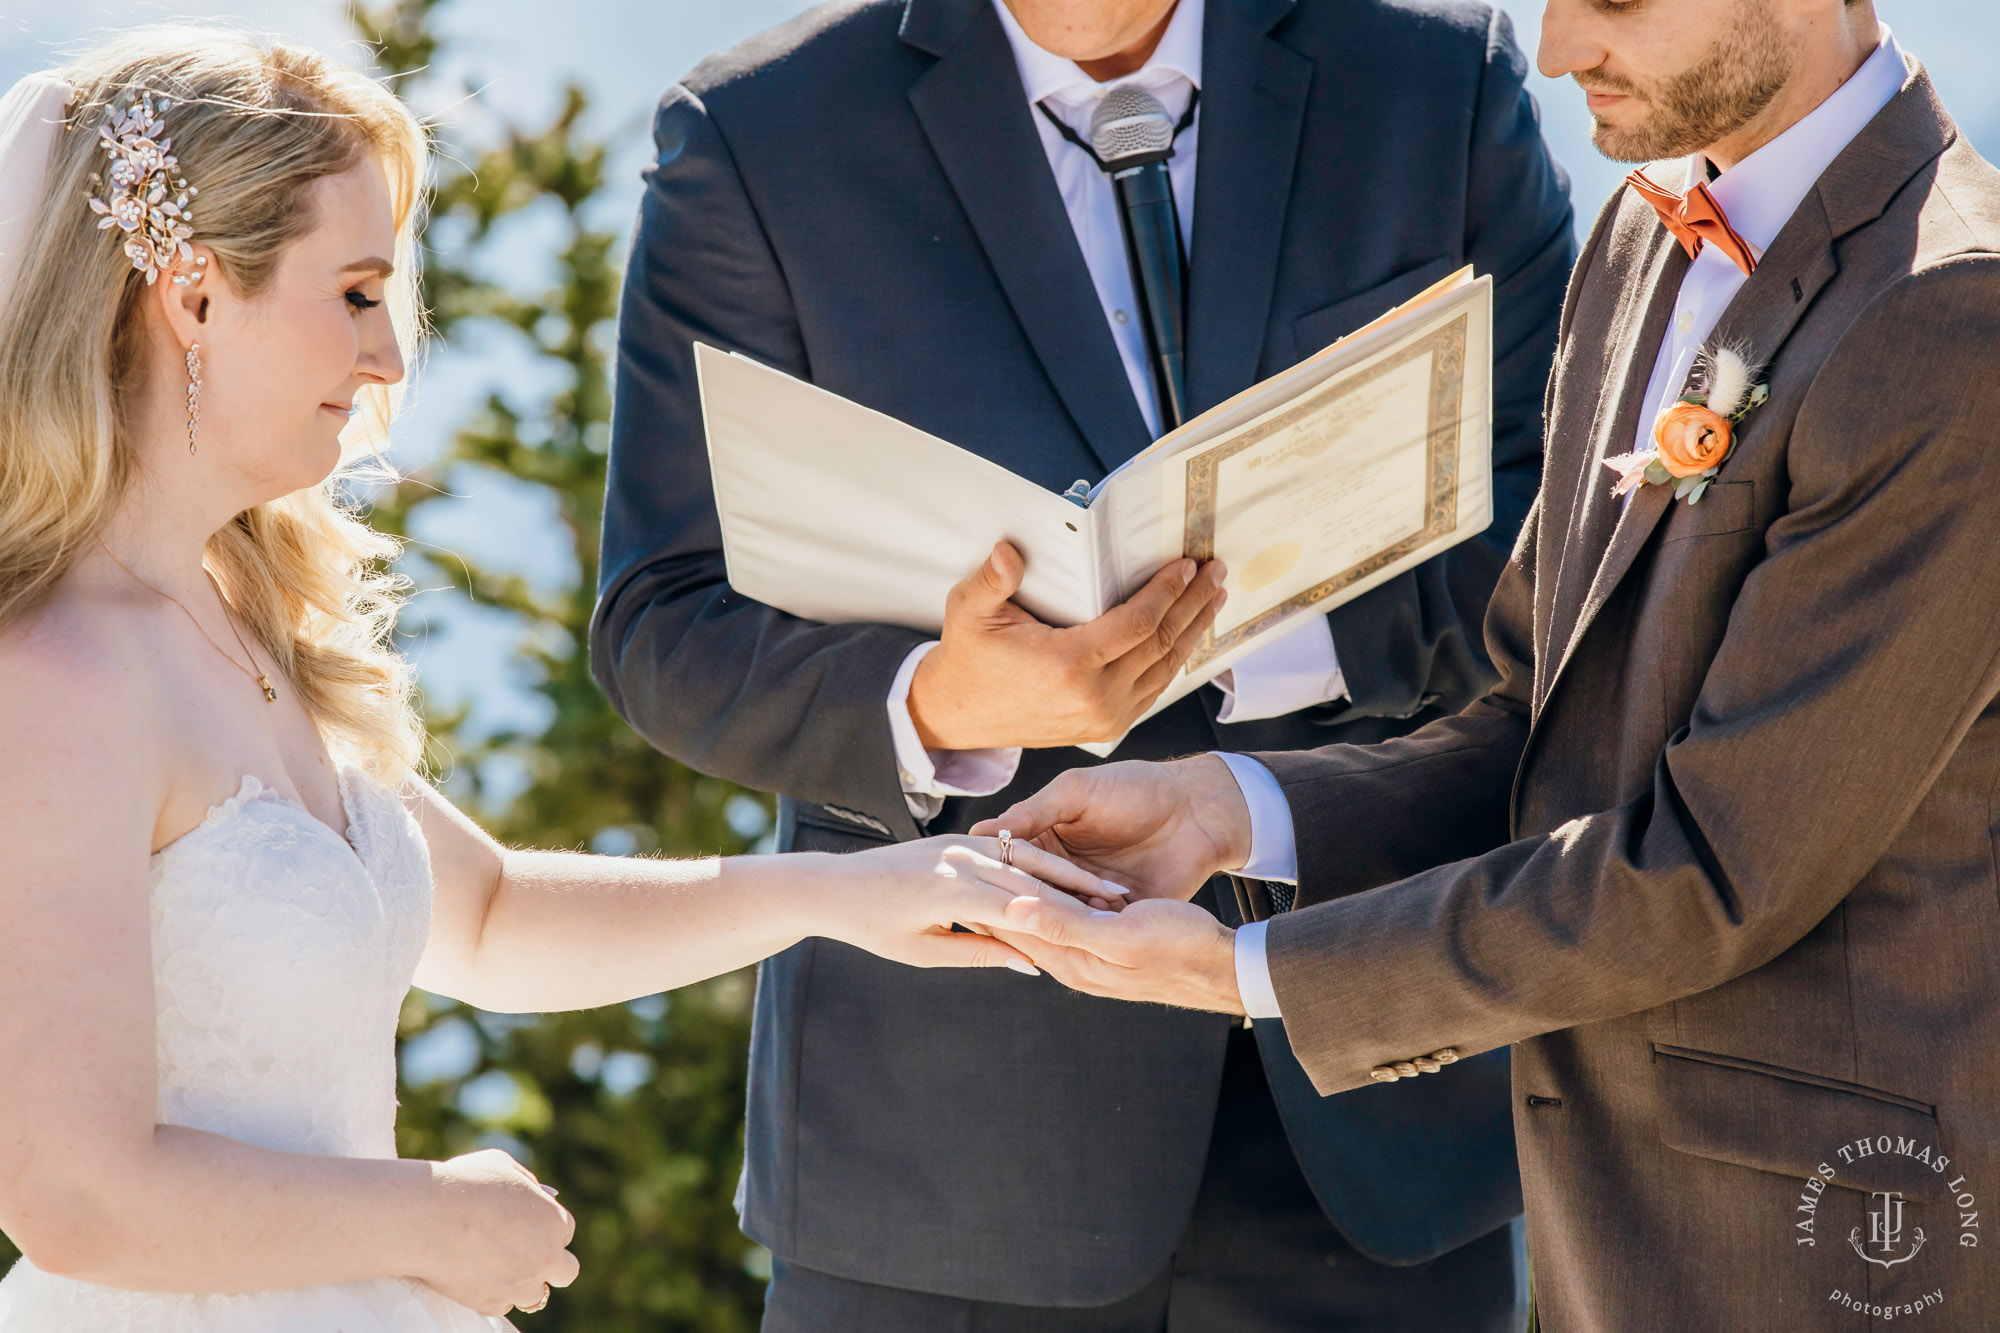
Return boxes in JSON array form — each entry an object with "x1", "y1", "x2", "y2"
[
  {"x1": 1214, "y1": 752, "x2": 1299, "y2": 884},
  {"x1": 1213, "y1": 615, "x2": 1348, "y2": 724},
  {"x1": 888, "y1": 642, "x2": 1023, "y2": 821},
  {"x1": 1234, "y1": 921, "x2": 1283, "y2": 1020}
]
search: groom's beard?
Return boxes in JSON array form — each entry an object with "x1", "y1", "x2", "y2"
[{"x1": 1577, "y1": 8, "x2": 1795, "y2": 164}]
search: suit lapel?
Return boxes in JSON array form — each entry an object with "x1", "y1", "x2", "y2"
[
  {"x1": 1184, "y1": 0, "x2": 1309, "y2": 414},
  {"x1": 1541, "y1": 225, "x2": 1687, "y2": 664},
  {"x1": 904, "y1": 0, "x2": 1150, "y2": 473}
]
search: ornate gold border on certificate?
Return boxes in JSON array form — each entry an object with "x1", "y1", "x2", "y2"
[{"x1": 1183, "y1": 313, "x2": 1467, "y2": 671}]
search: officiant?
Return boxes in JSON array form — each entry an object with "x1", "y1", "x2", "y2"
[{"x1": 591, "y1": 0, "x2": 1573, "y2": 1327}]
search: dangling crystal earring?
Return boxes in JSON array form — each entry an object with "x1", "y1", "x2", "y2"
[{"x1": 185, "y1": 342, "x2": 202, "y2": 455}]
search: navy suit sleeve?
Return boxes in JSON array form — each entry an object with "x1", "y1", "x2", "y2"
[
  {"x1": 1322, "y1": 7, "x2": 1572, "y2": 721},
  {"x1": 589, "y1": 87, "x2": 928, "y2": 838}
]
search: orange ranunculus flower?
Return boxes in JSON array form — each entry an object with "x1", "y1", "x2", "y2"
[{"x1": 1653, "y1": 401, "x2": 1733, "y2": 477}]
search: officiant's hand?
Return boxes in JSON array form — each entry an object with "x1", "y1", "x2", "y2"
[
  {"x1": 972, "y1": 755, "x2": 1250, "y2": 902},
  {"x1": 908, "y1": 542, "x2": 1227, "y2": 750}
]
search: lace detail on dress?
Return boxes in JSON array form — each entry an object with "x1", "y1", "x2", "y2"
[
  {"x1": 147, "y1": 768, "x2": 430, "y2": 1161},
  {"x1": 0, "y1": 766, "x2": 508, "y2": 1332}
]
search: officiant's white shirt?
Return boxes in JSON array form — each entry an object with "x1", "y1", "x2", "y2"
[
  {"x1": 888, "y1": 0, "x2": 1348, "y2": 820},
  {"x1": 1232, "y1": 26, "x2": 1907, "y2": 1020}
]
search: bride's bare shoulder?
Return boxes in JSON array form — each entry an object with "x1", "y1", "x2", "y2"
[{"x1": 0, "y1": 587, "x2": 167, "y2": 826}]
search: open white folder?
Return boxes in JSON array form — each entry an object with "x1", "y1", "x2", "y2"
[{"x1": 698, "y1": 267, "x2": 1494, "y2": 754}]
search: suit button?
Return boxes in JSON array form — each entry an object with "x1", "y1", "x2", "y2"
[
  {"x1": 1415, "y1": 1057, "x2": 1442, "y2": 1074},
  {"x1": 1431, "y1": 1048, "x2": 1460, "y2": 1064},
  {"x1": 1369, "y1": 1066, "x2": 1400, "y2": 1082},
  {"x1": 1393, "y1": 1061, "x2": 1419, "y2": 1078}
]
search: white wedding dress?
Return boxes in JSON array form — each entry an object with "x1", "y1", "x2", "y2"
[{"x1": 0, "y1": 765, "x2": 512, "y2": 1331}]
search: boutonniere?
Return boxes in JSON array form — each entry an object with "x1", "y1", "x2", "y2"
[{"x1": 1604, "y1": 346, "x2": 1769, "y2": 505}]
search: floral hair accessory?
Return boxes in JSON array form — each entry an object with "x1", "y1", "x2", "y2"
[
  {"x1": 86, "y1": 92, "x2": 198, "y2": 285},
  {"x1": 1604, "y1": 346, "x2": 1769, "y2": 506}
]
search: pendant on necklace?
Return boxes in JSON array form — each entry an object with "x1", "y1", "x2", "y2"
[{"x1": 258, "y1": 674, "x2": 278, "y2": 703}]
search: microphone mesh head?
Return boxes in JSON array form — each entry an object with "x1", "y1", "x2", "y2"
[{"x1": 1090, "y1": 87, "x2": 1174, "y2": 164}]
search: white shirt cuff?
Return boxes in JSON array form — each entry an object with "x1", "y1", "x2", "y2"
[
  {"x1": 887, "y1": 642, "x2": 1023, "y2": 822},
  {"x1": 1234, "y1": 920, "x2": 1283, "y2": 1020},
  {"x1": 1213, "y1": 615, "x2": 1348, "y2": 724},
  {"x1": 1214, "y1": 751, "x2": 1299, "y2": 883}
]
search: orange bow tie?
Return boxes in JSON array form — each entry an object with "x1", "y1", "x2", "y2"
[{"x1": 1626, "y1": 170, "x2": 1758, "y2": 278}]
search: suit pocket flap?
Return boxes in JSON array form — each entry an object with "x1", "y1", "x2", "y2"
[
  {"x1": 1654, "y1": 1043, "x2": 1946, "y2": 1200},
  {"x1": 1292, "y1": 256, "x2": 1460, "y2": 359}
]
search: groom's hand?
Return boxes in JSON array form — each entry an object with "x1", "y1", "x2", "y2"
[
  {"x1": 907, "y1": 542, "x2": 1226, "y2": 750},
  {"x1": 972, "y1": 754, "x2": 1251, "y2": 902},
  {"x1": 991, "y1": 894, "x2": 1245, "y2": 1014}
]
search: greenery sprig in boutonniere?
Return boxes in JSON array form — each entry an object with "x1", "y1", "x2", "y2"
[{"x1": 1604, "y1": 346, "x2": 1769, "y2": 505}]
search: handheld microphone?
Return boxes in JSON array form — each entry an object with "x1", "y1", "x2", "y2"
[{"x1": 1090, "y1": 87, "x2": 1190, "y2": 432}]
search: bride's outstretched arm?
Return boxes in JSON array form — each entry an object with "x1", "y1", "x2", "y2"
[{"x1": 406, "y1": 779, "x2": 1113, "y2": 1014}]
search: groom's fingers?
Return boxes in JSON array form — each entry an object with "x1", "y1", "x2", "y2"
[
  {"x1": 986, "y1": 925, "x2": 1111, "y2": 994},
  {"x1": 907, "y1": 927, "x2": 1040, "y2": 974},
  {"x1": 971, "y1": 770, "x2": 1090, "y2": 843},
  {"x1": 1001, "y1": 893, "x2": 1119, "y2": 958}
]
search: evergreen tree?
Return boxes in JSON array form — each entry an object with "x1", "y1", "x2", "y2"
[{"x1": 353, "y1": 2, "x2": 771, "y2": 1326}]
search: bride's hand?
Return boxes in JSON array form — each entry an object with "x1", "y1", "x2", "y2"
[
  {"x1": 417, "y1": 1149, "x2": 579, "y2": 1317},
  {"x1": 813, "y1": 836, "x2": 1124, "y2": 973}
]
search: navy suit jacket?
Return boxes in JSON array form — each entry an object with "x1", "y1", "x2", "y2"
[{"x1": 592, "y1": 0, "x2": 1574, "y2": 1303}]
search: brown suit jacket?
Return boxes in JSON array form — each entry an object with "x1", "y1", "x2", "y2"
[{"x1": 1242, "y1": 62, "x2": 2000, "y2": 1330}]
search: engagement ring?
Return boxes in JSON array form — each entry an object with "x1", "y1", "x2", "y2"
[{"x1": 997, "y1": 829, "x2": 1014, "y2": 867}]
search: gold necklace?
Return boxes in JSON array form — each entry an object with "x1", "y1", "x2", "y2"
[{"x1": 97, "y1": 540, "x2": 279, "y2": 703}]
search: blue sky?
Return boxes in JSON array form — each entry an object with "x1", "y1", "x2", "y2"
[{"x1": 8, "y1": 1, "x2": 1999, "y2": 748}]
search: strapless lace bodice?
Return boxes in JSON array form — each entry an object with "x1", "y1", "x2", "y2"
[
  {"x1": 151, "y1": 767, "x2": 431, "y2": 1159},
  {"x1": 0, "y1": 766, "x2": 510, "y2": 1331}
]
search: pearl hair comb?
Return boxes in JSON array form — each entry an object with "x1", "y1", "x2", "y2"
[{"x1": 86, "y1": 92, "x2": 198, "y2": 285}]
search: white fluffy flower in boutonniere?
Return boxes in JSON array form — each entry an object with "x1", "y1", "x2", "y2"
[{"x1": 1604, "y1": 345, "x2": 1770, "y2": 505}]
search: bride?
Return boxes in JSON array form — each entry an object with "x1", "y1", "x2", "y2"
[{"x1": 0, "y1": 29, "x2": 1113, "y2": 1331}]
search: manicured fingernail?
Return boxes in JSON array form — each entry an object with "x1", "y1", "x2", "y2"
[
  {"x1": 1006, "y1": 959, "x2": 1041, "y2": 976},
  {"x1": 1097, "y1": 878, "x2": 1128, "y2": 896},
  {"x1": 1091, "y1": 909, "x2": 1119, "y2": 918},
  {"x1": 542, "y1": 1184, "x2": 560, "y2": 1196}
]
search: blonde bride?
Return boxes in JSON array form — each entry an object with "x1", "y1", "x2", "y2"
[{"x1": 0, "y1": 28, "x2": 1107, "y2": 1331}]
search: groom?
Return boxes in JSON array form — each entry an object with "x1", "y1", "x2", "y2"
[
  {"x1": 981, "y1": 0, "x2": 2000, "y2": 1328},
  {"x1": 594, "y1": 0, "x2": 1573, "y2": 1325}
]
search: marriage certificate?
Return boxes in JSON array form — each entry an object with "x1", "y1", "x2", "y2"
[{"x1": 1173, "y1": 297, "x2": 1480, "y2": 671}]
